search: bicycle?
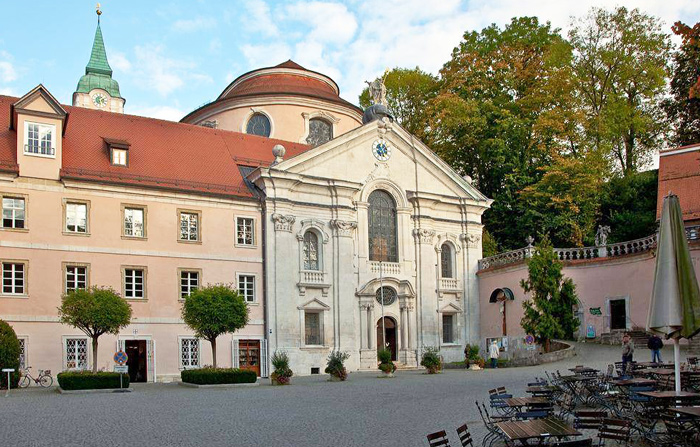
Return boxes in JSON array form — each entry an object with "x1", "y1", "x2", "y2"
[{"x1": 18, "y1": 367, "x2": 53, "y2": 388}]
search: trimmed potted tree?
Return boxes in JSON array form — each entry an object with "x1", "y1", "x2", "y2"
[
  {"x1": 377, "y1": 348, "x2": 396, "y2": 378},
  {"x1": 420, "y1": 346, "x2": 442, "y2": 374},
  {"x1": 464, "y1": 344, "x2": 485, "y2": 370},
  {"x1": 325, "y1": 350, "x2": 350, "y2": 381},
  {"x1": 270, "y1": 351, "x2": 293, "y2": 385}
]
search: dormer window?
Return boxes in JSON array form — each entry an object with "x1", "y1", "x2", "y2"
[
  {"x1": 112, "y1": 149, "x2": 128, "y2": 166},
  {"x1": 104, "y1": 138, "x2": 130, "y2": 167},
  {"x1": 24, "y1": 122, "x2": 56, "y2": 157}
]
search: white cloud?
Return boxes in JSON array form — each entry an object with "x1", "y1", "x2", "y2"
[
  {"x1": 284, "y1": 2, "x2": 358, "y2": 45},
  {"x1": 128, "y1": 105, "x2": 186, "y2": 122},
  {"x1": 110, "y1": 52, "x2": 132, "y2": 73},
  {"x1": 0, "y1": 86, "x2": 17, "y2": 96},
  {"x1": 240, "y1": 42, "x2": 292, "y2": 69},
  {"x1": 243, "y1": 0, "x2": 279, "y2": 37},
  {"x1": 209, "y1": 38, "x2": 222, "y2": 53},
  {"x1": 0, "y1": 50, "x2": 17, "y2": 83},
  {"x1": 172, "y1": 16, "x2": 217, "y2": 33},
  {"x1": 132, "y1": 44, "x2": 212, "y2": 97}
]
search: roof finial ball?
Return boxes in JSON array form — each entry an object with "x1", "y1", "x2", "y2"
[
  {"x1": 271, "y1": 144, "x2": 286, "y2": 166},
  {"x1": 362, "y1": 70, "x2": 395, "y2": 125},
  {"x1": 96, "y1": 3, "x2": 102, "y2": 23}
]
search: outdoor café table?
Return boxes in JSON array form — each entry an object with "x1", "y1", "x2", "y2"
[
  {"x1": 637, "y1": 391, "x2": 700, "y2": 406},
  {"x1": 505, "y1": 397, "x2": 551, "y2": 409},
  {"x1": 569, "y1": 366, "x2": 598, "y2": 375},
  {"x1": 496, "y1": 417, "x2": 581, "y2": 446},
  {"x1": 611, "y1": 378, "x2": 657, "y2": 387},
  {"x1": 674, "y1": 407, "x2": 700, "y2": 418},
  {"x1": 526, "y1": 386, "x2": 558, "y2": 396}
]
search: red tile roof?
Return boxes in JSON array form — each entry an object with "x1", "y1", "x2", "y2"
[
  {"x1": 657, "y1": 145, "x2": 700, "y2": 222},
  {"x1": 0, "y1": 95, "x2": 311, "y2": 198}
]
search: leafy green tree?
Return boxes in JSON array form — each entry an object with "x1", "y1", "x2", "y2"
[
  {"x1": 430, "y1": 17, "x2": 580, "y2": 249},
  {"x1": 569, "y1": 7, "x2": 671, "y2": 175},
  {"x1": 0, "y1": 319, "x2": 21, "y2": 388},
  {"x1": 520, "y1": 237, "x2": 580, "y2": 351},
  {"x1": 481, "y1": 229, "x2": 499, "y2": 257},
  {"x1": 181, "y1": 284, "x2": 249, "y2": 368},
  {"x1": 599, "y1": 169, "x2": 658, "y2": 242},
  {"x1": 520, "y1": 155, "x2": 603, "y2": 246},
  {"x1": 58, "y1": 287, "x2": 132, "y2": 372},
  {"x1": 359, "y1": 67, "x2": 438, "y2": 139},
  {"x1": 665, "y1": 21, "x2": 700, "y2": 146}
]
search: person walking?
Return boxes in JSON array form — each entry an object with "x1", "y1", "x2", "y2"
[
  {"x1": 489, "y1": 340, "x2": 500, "y2": 369},
  {"x1": 647, "y1": 334, "x2": 663, "y2": 363},
  {"x1": 621, "y1": 334, "x2": 635, "y2": 376}
]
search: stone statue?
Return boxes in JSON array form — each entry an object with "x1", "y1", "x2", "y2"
[
  {"x1": 595, "y1": 225, "x2": 611, "y2": 246},
  {"x1": 365, "y1": 77, "x2": 388, "y2": 107},
  {"x1": 362, "y1": 74, "x2": 394, "y2": 125}
]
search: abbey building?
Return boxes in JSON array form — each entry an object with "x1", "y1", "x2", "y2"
[{"x1": 0, "y1": 14, "x2": 490, "y2": 380}]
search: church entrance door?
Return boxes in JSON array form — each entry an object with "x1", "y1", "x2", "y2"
[{"x1": 377, "y1": 317, "x2": 398, "y2": 361}]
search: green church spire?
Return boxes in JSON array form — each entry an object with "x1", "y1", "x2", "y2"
[{"x1": 75, "y1": 5, "x2": 122, "y2": 99}]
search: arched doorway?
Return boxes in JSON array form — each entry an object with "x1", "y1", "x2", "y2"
[{"x1": 377, "y1": 316, "x2": 397, "y2": 361}]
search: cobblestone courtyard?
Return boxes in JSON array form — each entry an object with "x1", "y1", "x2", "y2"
[{"x1": 0, "y1": 343, "x2": 688, "y2": 447}]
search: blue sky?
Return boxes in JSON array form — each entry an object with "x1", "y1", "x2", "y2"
[{"x1": 0, "y1": 0, "x2": 698, "y2": 121}]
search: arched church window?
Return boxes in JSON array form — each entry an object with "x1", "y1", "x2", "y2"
[
  {"x1": 306, "y1": 118, "x2": 332, "y2": 147},
  {"x1": 375, "y1": 286, "x2": 397, "y2": 306},
  {"x1": 441, "y1": 243, "x2": 453, "y2": 278},
  {"x1": 246, "y1": 113, "x2": 271, "y2": 137},
  {"x1": 368, "y1": 190, "x2": 397, "y2": 262},
  {"x1": 302, "y1": 231, "x2": 320, "y2": 270}
]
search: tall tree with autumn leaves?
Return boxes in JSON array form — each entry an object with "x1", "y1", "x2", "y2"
[{"x1": 665, "y1": 21, "x2": 700, "y2": 146}]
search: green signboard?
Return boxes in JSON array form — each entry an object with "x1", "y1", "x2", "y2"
[{"x1": 589, "y1": 307, "x2": 602, "y2": 315}]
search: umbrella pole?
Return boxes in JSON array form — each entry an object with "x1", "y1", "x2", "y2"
[{"x1": 674, "y1": 339, "x2": 681, "y2": 394}]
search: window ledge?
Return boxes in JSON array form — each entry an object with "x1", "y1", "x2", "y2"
[
  {"x1": 177, "y1": 239, "x2": 202, "y2": 245},
  {"x1": 0, "y1": 294, "x2": 29, "y2": 299},
  {"x1": 235, "y1": 243, "x2": 257, "y2": 249},
  {"x1": 246, "y1": 302, "x2": 260, "y2": 306},
  {"x1": 122, "y1": 235, "x2": 148, "y2": 241},
  {"x1": 125, "y1": 298, "x2": 147, "y2": 302},
  {"x1": 300, "y1": 345, "x2": 329, "y2": 351},
  {"x1": 62, "y1": 231, "x2": 91, "y2": 237},
  {"x1": 441, "y1": 343, "x2": 461, "y2": 347},
  {"x1": 0, "y1": 227, "x2": 29, "y2": 233},
  {"x1": 23, "y1": 152, "x2": 56, "y2": 159}
]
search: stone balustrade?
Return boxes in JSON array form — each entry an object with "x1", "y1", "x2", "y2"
[
  {"x1": 439, "y1": 277, "x2": 461, "y2": 291},
  {"x1": 300, "y1": 270, "x2": 326, "y2": 284},
  {"x1": 478, "y1": 225, "x2": 700, "y2": 271},
  {"x1": 369, "y1": 261, "x2": 401, "y2": 275}
]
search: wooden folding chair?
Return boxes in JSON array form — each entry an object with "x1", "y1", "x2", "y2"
[
  {"x1": 574, "y1": 410, "x2": 607, "y2": 430},
  {"x1": 552, "y1": 439, "x2": 593, "y2": 447},
  {"x1": 455, "y1": 423, "x2": 473, "y2": 447},
  {"x1": 597, "y1": 418, "x2": 631, "y2": 446},
  {"x1": 426, "y1": 430, "x2": 451, "y2": 447}
]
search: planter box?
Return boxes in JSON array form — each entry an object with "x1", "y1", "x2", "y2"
[
  {"x1": 178, "y1": 382, "x2": 259, "y2": 389},
  {"x1": 469, "y1": 365, "x2": 482, "y2": 371}
]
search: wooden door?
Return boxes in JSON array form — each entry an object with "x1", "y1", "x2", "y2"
[
  {"x1": 238, "y1": 340, "x2": 261, "y2": 377},
  {"x1": 610, "y1": 299, "x2": 627, "y2": 330}
]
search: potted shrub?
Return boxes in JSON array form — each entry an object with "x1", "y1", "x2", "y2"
[
  {"x1": 325, "y1": 350, "x2": 350, "y2": 381},
  {"x1": 420, "y1": 346, "x2": 442, "y2": 374},
  {"x1": 270, "y1": 351, "x2": 293, "y2": 385},
  {"x1": 464, "y1": 344, "x2": 484, "y2": 370},
  {"x1": 377, "y1": 348, "x2": 396, "y2": 378}
]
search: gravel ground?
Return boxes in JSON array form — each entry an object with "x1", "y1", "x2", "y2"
[{"x1": 0, "y1": 342, "x2": 687, "y2": 447}]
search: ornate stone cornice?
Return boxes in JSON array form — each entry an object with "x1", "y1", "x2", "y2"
[
  {"x1": 461, "y1": 233, "x2": 481, "y2": 248},
  {"x1": 271, "y1": 214, "x2": 295, "y2": 232},
  {"x1": 413, "y1": 228, "x2": 435, "y2": 244},
  {"x1": 330, "y1": 219, "x2": 357, "y2": 237}
]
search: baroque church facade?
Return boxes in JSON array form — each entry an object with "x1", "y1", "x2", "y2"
[{"x1": 0, "y1": 13, "x2": 490, "y2": 380}]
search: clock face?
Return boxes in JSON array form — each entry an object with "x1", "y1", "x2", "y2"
[
  {"x1": 372, "y1": 140, "x2": 391, "y2": 161},
  {"x1": 92, "y1": 93, "x2": 107, "y2": 108}
]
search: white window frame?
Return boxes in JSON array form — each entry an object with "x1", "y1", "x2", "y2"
[
  {"x1": 62, "y1": 336, "x2": 89, "y2": 370},
  {"x1": 178, "y1": 336, "x2": 201, "y2": 370},
  {"x1": 237, "y1": 273, "x2": 256, "y2": 303},
  {"x1": 122, "y1": 266, "x2": 146, "y2": 300},
  {"x1": 63, "y1": 263, "x2": 89, "y2": 293},
  {"x1": 63, "y1": 200, "x2": 89, "y2": 235},
  {"x1": 1, "y1": 195, "x2": 27, "y2": 230},
  {"x1": 123, "y1": 205, "x2": 146, "y2": 239},
  {"x1": 179, "y1": 269, "x2": 201, "y2": 301},
  {"x1": 235, "y1": 216, "x2": 256, "y2": 247},
  {"x1": 178, "y1": 210, "x2": 201, "y2": 243},
  {"x1": 111, "y1": 148, "x2": 128, "y2": 166},
  {"x1": 23, "y1": 121, "x2": 56, "y2": 158},
  {"x1": 1, "y1": 260, "x2": 27, "y2": 296}
]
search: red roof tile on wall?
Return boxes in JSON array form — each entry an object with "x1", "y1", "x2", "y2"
[
  {"x1": 0, "y1": 95, "x2": 311, "y2": 198},
  {"x1": 658, "y1": 145, "x2": 700, "y2": 222}
]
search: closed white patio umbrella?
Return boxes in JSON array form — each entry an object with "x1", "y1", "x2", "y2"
[{"x1": 647, "y1": 193, "x2": 700, "y2": 393}]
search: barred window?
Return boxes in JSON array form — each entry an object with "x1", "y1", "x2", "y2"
[
  {"x1": 2, "y1": 197, "x2": 25, "y2": 229},
  {"x1": 442, "y1": 314, "x2": 455, "y2": 344},
  {"x1": 246, "y1": 113, "x2": 271, "y2": 137},
  {"x1": 307, "y1": 118, "x2": 332, "y2": 147},
  {"x1": 441, "y1": 243, "x2": 453, "y2": 278},
  {"x1": 65, "y1": 338, "x2": 88, "y2": 370},
  {"x1": 180, "y1": 338, "x2": 200, "y2": 369},
  {"x1": 2, "y1": 262, "x2": 25, "y2": 295},
  {"x1": 236, "y1": 217, "x2": 254, "y2": 246},
  {"x1": 124, "y1": 208, "x2": 145, "y2": 238},
  {"x1": 302, "y1": 231, "x2": 319, "y2": 270},
  {"x1": 18, "y1": 338, "x2": 27, "y2": 369},
  {"x1": 368, "y1": 190, "x2": 397, "y2": 262},
  {"x1": 180, "y1": 270, "x2": 199, "y2": 300},
  {"x1": 179, "y1": 212, "x2": 199, "y2": 241},
  {"x1": 124, "y1": 268, "x2": 145, "y2": 299},
  {"x1": 238, "y1": 275, "x2": 255, "y2": 303},
  {"x1": 65, "y1": 203, "x2": 88, "y2": 233},
  {"x1": 65, "y1": 265, "x2": 87, "y2": 293},
  {"x1": 305, "y1": 312, "x2": 322, "y2": 345}
]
